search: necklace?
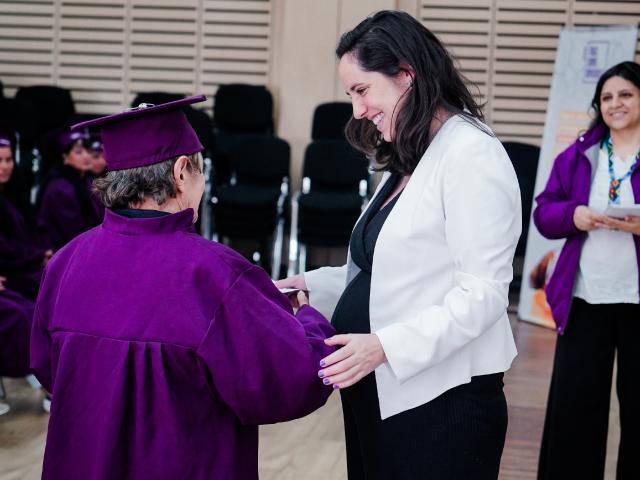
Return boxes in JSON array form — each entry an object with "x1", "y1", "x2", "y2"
[{"x1": 604, "y1": 136, "x2": 640, "y2": 204}]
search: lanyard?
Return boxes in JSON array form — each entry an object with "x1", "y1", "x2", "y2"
[{"x1": 605, "y1": 136, "x2": 639, "y2": 204}]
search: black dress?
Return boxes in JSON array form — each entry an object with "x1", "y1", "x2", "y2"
[{"x1": 332, "y1": 174, "x2": 508, "y2": 480}]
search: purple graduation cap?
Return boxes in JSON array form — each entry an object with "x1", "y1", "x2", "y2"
[
  {"x1": 72, "y1": 95, "x2": 206, "y2": 171},
  {"x1": 0, "y1": 134, "x2": 11, "y2": 149},
  {"x1": 59, "y1": 130, "x2": 89, "y2": 152}
]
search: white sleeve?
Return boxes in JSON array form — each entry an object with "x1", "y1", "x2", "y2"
[
  {"x1": 375, "y1": 135, "x2": 521, "y2": 383},
  {"x1": 304, "y1": 265, "x2": 348, "y2": 320}
]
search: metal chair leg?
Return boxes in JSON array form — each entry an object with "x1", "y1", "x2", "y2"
[
  {"x1": 271, "y1": 216, "x2": 285, "y2": 280},
  {"x1": 287, "y1": 195, "x2": 300, "y2": 276},
  {"x1": 299, "y1": 244, "x2": 307, "y2": 274},
  {"x1": 0, "y1": 377, "x2": 6, "y2": 400}
]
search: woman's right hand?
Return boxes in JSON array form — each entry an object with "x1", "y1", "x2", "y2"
[
  {"x1": 573, "y1": 205, "x2": 606, "y2": 231},
  {"x1": 275, "y1": 274, "x2": 308, "y2": 309}
]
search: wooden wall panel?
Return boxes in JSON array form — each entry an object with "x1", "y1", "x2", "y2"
[
  {"x1": 421, "y1": 0, "x2": 640, "y2": 145},
  {"x1": 1, "y1": 0, "x2": 273, "y2": 115}
]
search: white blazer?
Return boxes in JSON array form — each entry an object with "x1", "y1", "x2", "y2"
[{"x1": 304, "y1": 115, "x2": 521, "y2": 419}]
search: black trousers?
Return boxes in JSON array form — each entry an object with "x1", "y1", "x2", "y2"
[
  {"x1": 341, "y1": 372, "x2": 507, "y2": 480},
  {"x1": 538, "y1": 298, "x2": 640, "y2": 480}
]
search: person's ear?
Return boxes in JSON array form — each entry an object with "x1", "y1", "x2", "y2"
[
  {"x1": 173, "y1": 155, "x2": 189, "y2": 192},
  {"x1": 398, "y1": 63, "x2": 415, "y2": 87}
]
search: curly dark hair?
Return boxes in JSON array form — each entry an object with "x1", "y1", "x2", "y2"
[{"x1": 336, "y1": 10, "x2": 487, "y2": 174}]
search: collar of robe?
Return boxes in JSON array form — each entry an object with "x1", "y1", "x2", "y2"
[{"x1": 102, "y1": 208, "x2": 194, "y2": 235}]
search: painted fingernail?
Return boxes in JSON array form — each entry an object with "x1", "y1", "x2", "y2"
[
  {"x1": 323, "y1": 378, "x2": 331, "y2": 385},
  {"x1": 319, "y1": 360, "x2": 326, "y2": 367},
  {"x1": 318, "y1": 370, "x2": 324, "y2": 378},
  {"x1": 333, "y1": 384, "x2": 340, "y2": 389}
]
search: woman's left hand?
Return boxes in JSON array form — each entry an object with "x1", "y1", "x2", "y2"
[
  {"x1": 599, "y1": 215, "x2": 640, "y2": 235},
  {"x1": 318, "y1": 334, "x2": 386, "y2": 389}
]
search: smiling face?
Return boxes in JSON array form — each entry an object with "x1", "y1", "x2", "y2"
[
  {"x1": 600, "y1": 75, "x2": 640, "y2": 135},
  {"x1": 338, "y1": 53, "x2": 412, "y2": 142},
  {"x1": 0, "y1": 146, "x2": 14, "y2": 184}
]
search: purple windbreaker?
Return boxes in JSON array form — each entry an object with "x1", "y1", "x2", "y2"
[{"x1": 533, "y1": 123, "x2": 640, "y2": 333}]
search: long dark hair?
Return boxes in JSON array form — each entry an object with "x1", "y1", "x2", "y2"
[
  {"x1": 589, "y1": 61, "x2": 640, "y2": 130},
  {"x1": 336, "y1": 10, "x2": 486, "y2": 174}
]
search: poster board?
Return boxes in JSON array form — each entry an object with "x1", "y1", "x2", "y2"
[{"x1": 518, "y1": 25, "x2": 639, "y2": 328}]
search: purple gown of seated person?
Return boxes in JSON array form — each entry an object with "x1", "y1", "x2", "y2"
[
  {"x1": 31, "y1": 95, "x2": 336, "y2": 480},
  {"x1": 0, "y1": 194, "x2": 46, "y2": 299},
  {"x1": 0, "y1": 288, "x2": 33, "y2": 377},
  {"x1": 37, "y1": 165, "x2": 101, "y2": 251}
]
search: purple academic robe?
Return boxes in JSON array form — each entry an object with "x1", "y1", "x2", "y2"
[
  {"x1": 0, "y1": 288, "x2": 33, "y2": 377},
  {"x1": 37, "y1": 175, "x2": 99, "y2": 251},
  {"x1": 31, "y1": 208, "x2": 335, "y2": 480},
  {"x1": 0, "y1": 195, "x2": 45, "y2": 299}
]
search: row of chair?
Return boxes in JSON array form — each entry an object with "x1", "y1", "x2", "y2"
[
  {"x1": 0, "y1": 82, "x2": 540, "y2": 283},
  {"x1": 212, "y1": 101, "x2": 369, "y2": 279}
]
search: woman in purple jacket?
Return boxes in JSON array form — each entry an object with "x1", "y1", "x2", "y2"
[{"x1": 534, "y1": 61, "x2": 640, "y2": 479}]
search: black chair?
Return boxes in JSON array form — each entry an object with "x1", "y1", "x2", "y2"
[
  {"x1": 311, "y1": 102, "x2": 352, "y2": 141},
  {"x1": 10, "y1": 86, "x2": 76, "y2": 197},
  {"x1": 212, "y1": 84, "x2": 274, "y2": 185},
  {"x1": 502, "y1": 141, "x2": 540, "y2": 290},
  {"x1": 14, "y1": 86, "x2": 75, "y2": 138},
  {"x1": 288, "y1": 139, "x2": 369, "y2": 274},
  {"x1": 213, "y1": 135, "x2": 290, "y2": 278}
]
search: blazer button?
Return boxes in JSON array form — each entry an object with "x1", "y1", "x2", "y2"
[{"x1": 579, "y1": 136, "x2": 584, "y2": 142}]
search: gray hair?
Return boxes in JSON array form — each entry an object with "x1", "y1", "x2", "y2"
[{"x1": 94, "y1": 153, "x2": 202, "y2": 209}]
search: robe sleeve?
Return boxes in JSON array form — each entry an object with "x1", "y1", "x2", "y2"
[
  {"x1": 533, "y1": 145, "x2": 583, "y2": 240},
  {"x1": 197, "y1": 265, "x2": 336, "y2": 426},
  {"x1": 30, "y1": 300, "x2": 53, "y2": 392}
]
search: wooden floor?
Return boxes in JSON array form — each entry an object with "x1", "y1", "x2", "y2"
[{"x1": 0, "y1": 319, "x2": 620, "y2": 479}]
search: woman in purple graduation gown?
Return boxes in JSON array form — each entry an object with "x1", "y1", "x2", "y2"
[
  {"x1": 0, "y1": 134, "x2": 51, "y2": 300},
  {"x1": 0, "y1": 134, "x2": 39, "y2": 414},
  {"x1": 31, "y1": 95, "x2": 336, "y2": 480},
  {"x1": 37, "y1": 130, "x2": 102, "y2": 251}
]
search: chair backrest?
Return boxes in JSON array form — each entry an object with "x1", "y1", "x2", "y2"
[
  {"x1": 303, "y1": 139, "x2": 368, "y2": 192},
  {"x1": 0, "y1": 98, "x2": 39, "y2": 149},
  {"x1": 131, "y1": 92, "x2": 183, "y2": 107},
  {"x1": 230, "y1": 135, "x2": 289, "y2": 187},
  {"x1": 502, "y1": 141, "x2": 540, "y2": 256},
  {"x1": 15, "y1": 85, "x2": 75, "y2": 135},
  {"x1": 213, "y1": 84, "x2": 273, "y2": 134},
  {"x1": 311, "y1": 102, "x2": 352, "y2": 141}
]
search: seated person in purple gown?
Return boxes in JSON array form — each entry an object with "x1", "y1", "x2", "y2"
[
  {"x1": 37, "y1": 130, "x2": 101, "y2": 251},
  {"x1": 31, "y1": 95, "x2": 336, "y2": 480},
  {"x1": 0, "y1": 133, "x2": 43, "y2": 416},
  {"x1": 0, "y1": 133, "x2": 51, "y2": 300},
  {"x1": 0, "y1": 275, "x2": 34, "y2": 416}
]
